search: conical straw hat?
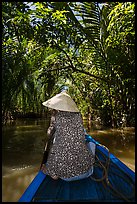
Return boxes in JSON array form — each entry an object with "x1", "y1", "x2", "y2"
[{"x1": 42, "y1": 91, "x2": 79, "y2": 112}]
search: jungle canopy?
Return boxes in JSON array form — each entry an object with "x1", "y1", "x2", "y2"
[{"x1": 2, "y1": 2, "x2": 135, "y2": 128}]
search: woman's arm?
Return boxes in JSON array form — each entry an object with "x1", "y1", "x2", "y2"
[
  {"x1": 46, "y1": 110, "x2": 57, "y2": 151},
  {"x1": 47, "y1": 114, "x2": 56, "y2": 138},
  {"x1": 40, "y1": 111, "x2": 56, "y2": 168}
]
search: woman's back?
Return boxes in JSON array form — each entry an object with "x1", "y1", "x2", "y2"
[
  {"x1": 46, "y1": 111, "x2": 95, "y2": 179},
  {"x1": 54, "y1": 111, "x2": 85, "y2": 143}
]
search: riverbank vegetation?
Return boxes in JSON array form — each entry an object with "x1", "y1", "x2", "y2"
[{"x1": 2, "y1": 2, "x2": 135, "y2": 127}]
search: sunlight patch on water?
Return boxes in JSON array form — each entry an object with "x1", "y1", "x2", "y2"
[
  {"x1": 14, "y1": 129, "x2": 44, "y2": 134},
  {"x1": 3, "y1": 165, "x2": 33, "y2": 177},
  {"x1": 2, "y1": 165, "x2": 39, "y2": 202},
  {"x1": 90, "y1": 127, "x2": 135, "y2": 136},
  {"x1": 119, "y1": 158, "x2": 135, "y2": 172},
  {"x1": 16, "y1": 125, "x2": 42, "y2": 129}
]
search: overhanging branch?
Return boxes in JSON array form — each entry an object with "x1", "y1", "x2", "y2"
[
  {"x1": 52, "y1": 41, "x2": 108, "y2": 83},
  {"x1": 74, "y1": 67, "x2": 107, "y2": 82}
]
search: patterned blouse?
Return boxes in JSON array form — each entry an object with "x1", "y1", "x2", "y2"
[{"x1": 46, "y1": 111, "x2": 95, "y2": 179}]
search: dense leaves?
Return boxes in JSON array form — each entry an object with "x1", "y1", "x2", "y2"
[{"x1": 2, "y1": 2, "x2": 135, "y2": 128}]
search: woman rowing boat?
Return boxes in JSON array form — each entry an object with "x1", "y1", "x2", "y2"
[{"x1": 41, "y1": 89, "x2": 95, "y2": 181}]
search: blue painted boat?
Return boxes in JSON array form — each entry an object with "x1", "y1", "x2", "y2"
[{"x1": 18, "y1": 134, "x2": 135, "y2": 202}]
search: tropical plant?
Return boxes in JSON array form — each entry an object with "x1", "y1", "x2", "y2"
[{"x1": 2, "y1": 2, "x2": 135, "y2": 127}]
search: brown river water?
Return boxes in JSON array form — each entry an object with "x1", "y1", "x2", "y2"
[{"x1": 2, "y1": 119, "x2": 135, "y2": 202}]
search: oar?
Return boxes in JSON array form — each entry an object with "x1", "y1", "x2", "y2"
[
  {"x1": 40, "y1": 142, "x2": 49, "y2": 170},
  {"x1": 39, "y1": 133, "x2": 55, "y2": 170}
]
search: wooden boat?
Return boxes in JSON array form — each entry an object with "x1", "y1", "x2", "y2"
[{"x1": 18, "y1": 134, "x2": 135, "y2": 202}]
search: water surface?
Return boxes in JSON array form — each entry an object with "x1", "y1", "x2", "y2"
[{"x1": 2, "y1": 119, "x2": 135, "y2": 202}]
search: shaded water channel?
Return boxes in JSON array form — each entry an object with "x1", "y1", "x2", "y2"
[{"x1": 2, "y1": 119, "x2": 135, "y2": 202}]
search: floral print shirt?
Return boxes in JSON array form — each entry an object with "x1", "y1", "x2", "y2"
[{"x1": 46, "y1": 111, "x2": 95, "y2": 179}]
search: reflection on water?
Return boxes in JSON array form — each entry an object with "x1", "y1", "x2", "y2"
[
  {"x1": 88, "y1": 128, "x2": 135, "y2": 171},
  {"x1": 2, "y1": 119, "x2": 135, "y2": 202},
  {"x1": 2, "y1": 118, "x2": 49, "y2": 202},
  {"x1": 2, "y1": 166, "x2": 38, "y2": 202}
]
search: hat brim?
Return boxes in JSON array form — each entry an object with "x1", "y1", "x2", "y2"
[{"x1": 42, "y1": 92, "x2": 79, "y2": 112}]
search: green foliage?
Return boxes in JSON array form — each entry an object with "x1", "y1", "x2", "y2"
[
  {"x1": 106, "y1": 2, "x2": 135, "y2": 47},
  {"x1": 2, "y1": 2, "x2": 135, "y2": 127}
]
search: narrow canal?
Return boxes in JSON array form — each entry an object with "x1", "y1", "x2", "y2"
[{"x1": 2, "y1": 119, "x2": 135, "y2": 202}]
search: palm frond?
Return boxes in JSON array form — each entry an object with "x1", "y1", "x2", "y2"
[{"x1": 70, "y1": 2, "x2": 100, "y2": 40}]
